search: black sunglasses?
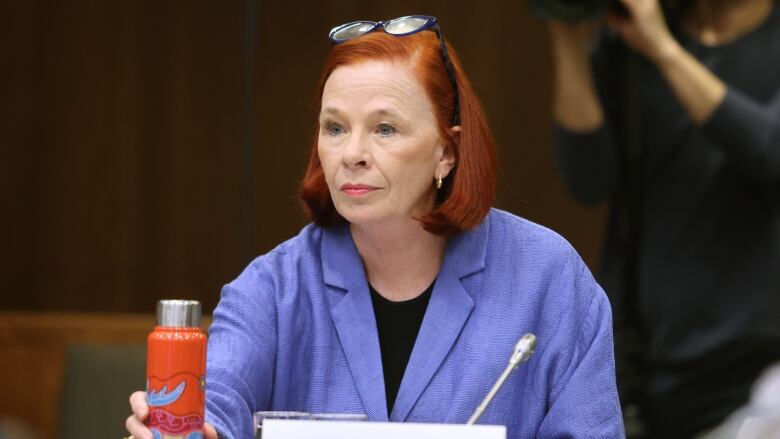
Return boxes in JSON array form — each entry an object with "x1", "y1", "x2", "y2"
[{"x1": 328, "y1": 15, "x2": 461, "y2": 126}]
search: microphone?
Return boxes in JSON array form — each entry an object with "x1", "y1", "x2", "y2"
[{"x1": 467, "y1": 333, "x2": 537, "y2": 425}]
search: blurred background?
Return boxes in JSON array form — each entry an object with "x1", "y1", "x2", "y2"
[{"x1": 1, "y1": 1, "x2": 604, "y2": 437}]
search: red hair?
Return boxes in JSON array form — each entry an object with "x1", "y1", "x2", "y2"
[{"x1": 300, "y1": 31, "x2": 497, "y2": 235}]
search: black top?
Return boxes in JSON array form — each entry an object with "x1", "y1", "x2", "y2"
[
  {"x1": 369, "y1": 280, "x2": 434, "y2": 415},
  {"x1": 554, "y1": 6, "x2": 780, "y2": 438}
]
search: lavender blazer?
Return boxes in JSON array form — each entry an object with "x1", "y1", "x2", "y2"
[{"x1": 205, "y1": 208, "x2": 624, "y2": 438}]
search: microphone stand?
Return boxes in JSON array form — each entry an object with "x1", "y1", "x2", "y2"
[{"x1": 467, "y1": 333, "x2": 537, "y2": 425}]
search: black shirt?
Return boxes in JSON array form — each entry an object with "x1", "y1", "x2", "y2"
[{"x1": 369, "y1": 280, "x2": 434, "y2": 415}]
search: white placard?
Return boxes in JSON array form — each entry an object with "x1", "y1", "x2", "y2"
[{"x1": 262, "y1": 419, "x2": 506, "y2": 439}]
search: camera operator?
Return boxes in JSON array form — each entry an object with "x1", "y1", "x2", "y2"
[{"x1": 548, "y1": 0, "x2": 780, "y2": 437}]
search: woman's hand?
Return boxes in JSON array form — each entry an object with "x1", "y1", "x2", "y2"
[
  {"x1": 125, "y1": 391, "x2": 151, "y2": 439},
  {"x1": 604, "y1": 0, "x2": 681, "y2": 63},
  {"x1": 125, "y1": 391, "x2": 219, "y2": 439},
  {"x1": 548, "y1": 19, "x2": 600, "y2": 55}
]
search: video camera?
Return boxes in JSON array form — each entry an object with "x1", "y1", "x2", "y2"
[{"x1": 528, "y1": 0, "x2": 627, "y2": 21}]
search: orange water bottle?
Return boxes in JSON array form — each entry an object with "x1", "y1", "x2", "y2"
[{"x1": 147, "y1": 300, "x2": 207, "y2": 439}]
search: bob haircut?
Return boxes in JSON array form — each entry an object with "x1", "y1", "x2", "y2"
[{"x1": 300, "y1": 30, "x2": 497, "y2": 236}]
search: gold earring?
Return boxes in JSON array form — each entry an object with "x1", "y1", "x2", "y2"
[{"x1": 436, "y1": 175, "x2": 443, "y2": 190}]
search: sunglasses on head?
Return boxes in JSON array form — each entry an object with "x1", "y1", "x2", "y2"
[{"x1": 328, "y1": 15, "x2": 461, "y2": 126}]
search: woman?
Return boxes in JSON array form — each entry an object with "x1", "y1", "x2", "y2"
[
  {"x1": 128, "y1": 16, "x2": 623, "y2": 439},
  {"x1": 550, "y1": 0, "x2": 780, "y2": 436}
]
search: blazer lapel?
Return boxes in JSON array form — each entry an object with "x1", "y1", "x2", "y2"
[
  {"x1": 321, "y1": 225, "x2": 389, "y2": 421},
  {"x1": 390, "y1": 262, "x2": 474, "y2": 422},
  {"x1": 390, "y1": 215, "x2": 490, "y2": 422}
]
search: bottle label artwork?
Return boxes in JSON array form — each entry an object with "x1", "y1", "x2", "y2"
[{"x1": 147, "y1": 372, "x2": 205, "y2": 439}]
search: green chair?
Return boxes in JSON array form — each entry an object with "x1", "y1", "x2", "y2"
[{"x1": 57, "y1": 343, "x2": 146, "y2": 439}]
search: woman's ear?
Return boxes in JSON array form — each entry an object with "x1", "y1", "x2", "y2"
[{"x1": 437, "y1": 126, "x2": 460, "y2": 179}]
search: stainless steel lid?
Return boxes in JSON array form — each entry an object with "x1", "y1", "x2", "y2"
[{"x1": 156, "y1": 300, "x2": 201, "y2": 327}]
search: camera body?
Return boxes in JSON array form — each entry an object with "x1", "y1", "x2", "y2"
[{"x1": 528, "y1": 0, "x2": 627, "y2": 21}]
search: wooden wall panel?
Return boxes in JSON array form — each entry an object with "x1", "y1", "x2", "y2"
[
  {"x1": 1, "y1": 1, "x2": 604, "y2": 313},
  {"x1": 2, "y1": 2, "x2": 247, "y2": 313}
]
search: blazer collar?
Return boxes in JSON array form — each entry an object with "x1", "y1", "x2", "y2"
[{"x1": 321, "y1": 222, "x2": 365, "y2": 291}]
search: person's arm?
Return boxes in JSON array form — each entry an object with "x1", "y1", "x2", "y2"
[
  {"x1": 536, "y1": 273, "x2": 625, "y2": 438},
  {"x1": 699, "y1": 87, "x2": 780, "y2": 183},
  {"x1": 205, "y1": 258, "x2": 279, "y2": 439},
  {"x1": 606, "y1": 0, "x2": 780, "y2": 183},
  {"x1": 549, "y1": 24, "x2": 622, "y2": 205},
  {"x1": 550, "y1": 22, "x2": 605, "y2": 132}
]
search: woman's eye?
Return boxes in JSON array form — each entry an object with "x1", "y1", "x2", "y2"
[
  {"x1": 376, "y1": 123, "x2": 396, "y2": 136},
  {"x1": 326, "y1": 122, "x2": 344, "y2": 136}
]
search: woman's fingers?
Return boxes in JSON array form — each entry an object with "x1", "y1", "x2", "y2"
[
  {"x1": 604, "y1": 0, "x2": 677, "y2": 62},
  {"x1": 204, "y1": 423, "x2": 219, "y2": 439},
  {"x1": 127, "y1": 391, "x2": 153, "y2": 439},
  {"x1": 129, "y1": 391, "x2": 149, "y2": 419},
  {"x1": 125, "y1": 412, "x2": 152, "y2": 439}
]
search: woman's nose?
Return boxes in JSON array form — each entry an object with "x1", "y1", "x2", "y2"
[{"x1": 342, "y1": 132, "x2": 371, "y2": 168}]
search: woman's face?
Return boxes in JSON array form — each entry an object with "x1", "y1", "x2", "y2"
[{"x1": 318, "y1": 60, "x2": 455, "y2": 228}]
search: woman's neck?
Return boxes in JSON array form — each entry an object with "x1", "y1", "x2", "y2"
[
  {"x1": 682, "y1": 0, "x2": 773, "y2": 46},
  {"x1": 350, "y1": 219, "x2": 447, "y2": 302}
]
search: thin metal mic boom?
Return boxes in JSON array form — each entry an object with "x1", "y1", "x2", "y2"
[{"x1": 467, "y1": 333, "x2": 537, "y2": 425}]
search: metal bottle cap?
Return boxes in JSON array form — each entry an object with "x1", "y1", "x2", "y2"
[{"x1": 156, "y1": 300, "x2": 202, "y2": 327}]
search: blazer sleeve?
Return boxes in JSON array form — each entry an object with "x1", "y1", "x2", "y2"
[
  {"x1": 205, "y1": 257, "x2": 279, "y2": 439},
  {"x1": 536, "y1": 276, "x2": 625, "y2": 438}
]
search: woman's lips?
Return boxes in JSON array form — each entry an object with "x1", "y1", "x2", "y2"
[{"x1": 341, "y1": 183, "x2": 378, "y2": 196}]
